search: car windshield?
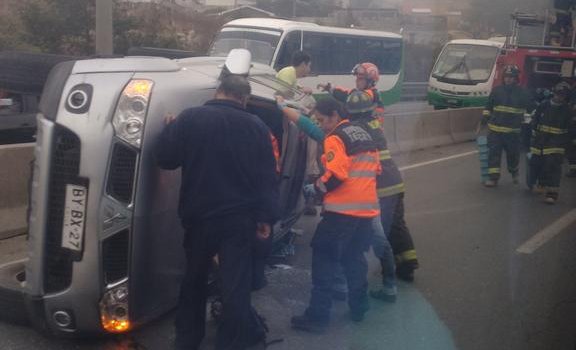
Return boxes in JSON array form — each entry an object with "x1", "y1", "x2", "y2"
[
  {"x1": 432, "y1": 44, "x2": 500, "y2": 84},
  {"x1": 210, "y1": 28, "x2": 282, "y2": 65}
]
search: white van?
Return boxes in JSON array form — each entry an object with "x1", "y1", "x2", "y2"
[{"x1": 428, "y1": 39, "x2": 504, "y2": 109}]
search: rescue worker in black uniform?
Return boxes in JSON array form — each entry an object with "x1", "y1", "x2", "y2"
[
  {"x1": 528, "y1": 82, "x2": 574, "y2": 204},
  {"x1": 157, "y1": 75, "x2": 279, "y2": 350},
  {"x1": 566, "y1": 86, "x2": 576, "y2": 177},
  {"x1": 482, "y1": 65, "x2": 533, "y2": 187}
]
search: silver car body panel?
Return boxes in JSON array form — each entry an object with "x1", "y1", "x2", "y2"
[{"x1": 26, "y1": 56, "x2": 306, "y2": 334}]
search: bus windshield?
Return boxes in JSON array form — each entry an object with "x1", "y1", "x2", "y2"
[
  {"x1": 210, "y1": 28, "x2": 282, "y2": 65},
  {"x1": 432, "y1": 44, "x2": 499, "y2": 84}
]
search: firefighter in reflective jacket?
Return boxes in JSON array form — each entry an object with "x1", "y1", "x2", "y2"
[
  {"x1": 566, "y1": 87, "x2": 576, "y2": 177},
  {"x1": 482, "y1": 65, "x2": 533, "y2": 187},
  {"x1": 345, "y1": 91, "x2": 420, "y2": 283},
  {"x1": 528, "y1": 82, "x2": 574, "y2": 204},
  {"x1": 291, "y1": 101, "x2": 380, "y2": 333},
  {"x1": 318, "y1": 62, "x2": 385, "y2": 122}
]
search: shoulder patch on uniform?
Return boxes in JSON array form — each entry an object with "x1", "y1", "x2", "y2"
[{"x1": 326, "y1": 151, "x2": 335, "y2": 162}]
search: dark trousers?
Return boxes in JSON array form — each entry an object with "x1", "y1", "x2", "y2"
[
  {"x1": 529, "y1": 153, "x2": 564, "y2": 199},
  {"x1": 488, "y1": 131, "x2": 521, "y2": 180},
  {"x1": 175, "y1": 215, "x2": 255, "y2": 350},
  {"x1": 305, "y1": 212, "x2": 372, "y2": 322},
  {"x1": 567, "y1": 142, "x2": 576, "y2": 172},
  {"x1": 379, "y1": 194, "x2": 418, "y2": 266}
]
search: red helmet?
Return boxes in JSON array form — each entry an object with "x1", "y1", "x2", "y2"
[{"x1": 352, "y1": 62, "x2": 380, "y2": 86}]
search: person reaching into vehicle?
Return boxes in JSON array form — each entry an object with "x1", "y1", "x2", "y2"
[
  {"x1": 276, "y1": 50, "x2": 313, "y2": 94},
  {"x1": 277, "y1": 50, "x2": 319, "y2": 215},
  {"x1": 318, "y1": 62, "x2": 385, "y2": 122},
  {"x1": 307, "y1": 71, "x2": 421, "y2": 281},
  {"x1": 278, "y1": 95, "x2": 401, "y2": 303},
  {"x1": 288, "y1": 96, "x2": 380, "y2": 333}
]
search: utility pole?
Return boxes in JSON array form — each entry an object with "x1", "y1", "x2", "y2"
[{"x1": 96, "y1": 0, "x2": 114, "y2": 55}]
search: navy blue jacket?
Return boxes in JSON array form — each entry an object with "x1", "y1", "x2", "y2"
[{"x1": 157, "y1": 99, "x2": 280, "y2": 228}]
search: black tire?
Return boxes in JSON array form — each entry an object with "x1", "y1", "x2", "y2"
[
  {"x1": 0, "y1": 51, "x2": 77, "y2": 94},
  {"x1": 0, "y1": 259, "x2": 29, "y2": 325}
]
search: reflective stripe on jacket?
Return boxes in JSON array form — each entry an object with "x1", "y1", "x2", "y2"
[
  {"x1": 321, "y1": 120, "x2": 381, "y2": 218},
  {"x1": 530, "y1": 100, "x2": 573, "y2": 155},
  {"x1": 484, "y1": 84, "x2": 533, "y2": 133},
  {"x1": 352, "y1": 116, "x2": 405, "y2": 197}
]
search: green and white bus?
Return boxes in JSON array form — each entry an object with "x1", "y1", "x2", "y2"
[
  {"x1": 210, "y1": 18, "x2": 404, "y2": 106},
  {"x1": 428, "y1": 39, "x2": 504, "y2": 109}
]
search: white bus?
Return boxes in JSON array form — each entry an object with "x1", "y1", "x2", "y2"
[
  {"x1": 210, "y1": 18, "x2": 404, "y2": 105},
  {"x1": 428, "y1": 39, "x2": 504, "y2": 109}
]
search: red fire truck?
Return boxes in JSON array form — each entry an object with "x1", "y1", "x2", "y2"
[{"x1": 495, "y1": 11, "x2": 576, "y2": 92}]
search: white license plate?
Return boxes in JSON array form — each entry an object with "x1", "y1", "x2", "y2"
[{"x1": 61, "y1": 184, "x2": 88, "y2": 252}]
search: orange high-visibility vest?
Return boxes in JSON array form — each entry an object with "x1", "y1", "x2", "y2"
[{"x1": 320, "y1": 120, "x2": 380, "y2": 218}]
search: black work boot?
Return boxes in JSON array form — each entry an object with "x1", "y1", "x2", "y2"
[
  {"x1": 291, "y1": 314, "x2": 328, "y2": 333},
  {"x1": 349, "y1": 299, "x2": 369, "y2": 323},
  {"x1": 396, "y1": 262, "x2": 418, "y2": 282}
]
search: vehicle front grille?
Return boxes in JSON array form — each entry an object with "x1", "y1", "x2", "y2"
[
  {"x1": 43, "y1": 126, "x2": 81, "y2": 294},
  {"x1": 102, "y1": 229, "x2": 129, "y2": 285},
  {"x1": 106, "y1": 143, "x2": 137, "y2": 204},
  {"x1": 440, "y1": 89, "x2": 471, "y2": 96}
]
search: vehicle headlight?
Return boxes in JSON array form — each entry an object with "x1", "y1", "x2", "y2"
[
  {"x1": 112, "y1": 80, "x2": 154, "y2": 148},
  {"x1": 99, "y1": 281, "x2": 131, "y2": 333}
]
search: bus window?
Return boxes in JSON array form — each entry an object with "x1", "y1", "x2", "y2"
[
  {"x1": 303, "y1": 32, "x2": 402, "y2": 76},
  {"x1": 210, "y1": 28, "x2": 281, "y2": 65},
  {"x1": 359, "y1": 38, "x2": 402, "y2": 75},
  {"x1": 274, "y1": 31, "x2": 302, "y2": 71},
  {"x1": 303, "y1": 33, "x2": 359, "y2": 74}
]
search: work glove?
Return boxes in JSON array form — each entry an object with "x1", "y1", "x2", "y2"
[{"x1": 303, "y1": 184, "x2": 316, "y2": 198}]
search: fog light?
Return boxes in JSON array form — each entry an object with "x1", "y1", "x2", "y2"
[
  {"x1": 100, "y1": 282, "x2": 131, "y2": 333},
  {"x1": 53, "y1": 310, "x2": 73, "y2": 328}
]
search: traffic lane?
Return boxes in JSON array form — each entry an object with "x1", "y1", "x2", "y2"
[
  {"x1": 1, "y1": 143, "x2": 574, "y2": 350},
  {"x1": 0, "y1": 143, "x2": 475, "y2": 350},
  {"x1": 403, "y1": 149, "x2": 576, "y2": 350},
  {"x1": 250, "y1": 214, "x2": 456, "y2": 350}
]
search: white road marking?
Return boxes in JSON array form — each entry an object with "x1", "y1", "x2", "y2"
[
  {"x1": 516, "y1": 209, "x2": 576, "y2": 254},
  {"x1": 399, "y1": 150, "x2": 478, "y2": 171}
]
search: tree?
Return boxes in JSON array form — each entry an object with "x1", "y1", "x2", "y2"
[
  {"x1": 19, "y1": 0, "x2": 94, "y2": 55},
  {"x1": 12, "y1": 0, "x2": 210, "y2": 56}
]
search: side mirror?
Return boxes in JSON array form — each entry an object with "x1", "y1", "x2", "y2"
[{"x1": 223, "y1": 49, "x2": 252, "y2": 76}]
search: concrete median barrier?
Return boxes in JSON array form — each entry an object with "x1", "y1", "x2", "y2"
[
  {"x1": 386, "y1": 107, "x2": 483, "y2": 154},
  {"x1": 0, "y1": 143, "x2": 34, "y2": 239},
  {"x1": 449, "y1": 108, "x2": 483, "y2": 143},
  {"x1": 393, "y1": 114, "x2": 426, "y2": 152}
]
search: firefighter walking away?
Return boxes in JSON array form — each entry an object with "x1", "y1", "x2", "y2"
[{"x1": 528, "y1": 82, "x2": 574, "y2": 204}]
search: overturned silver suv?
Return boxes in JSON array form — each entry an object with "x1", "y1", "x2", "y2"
[{"x1": 0, "y1": 50, "x2": 310, "y2": 336}]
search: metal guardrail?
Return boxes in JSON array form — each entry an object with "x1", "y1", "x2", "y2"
[{"x1": 401, "y1": 82, "x2": 428, "y2": 102}]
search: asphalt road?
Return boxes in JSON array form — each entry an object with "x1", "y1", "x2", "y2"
[{"x1": 1, "y1": 142, "x2": 576, "y2": 350}]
